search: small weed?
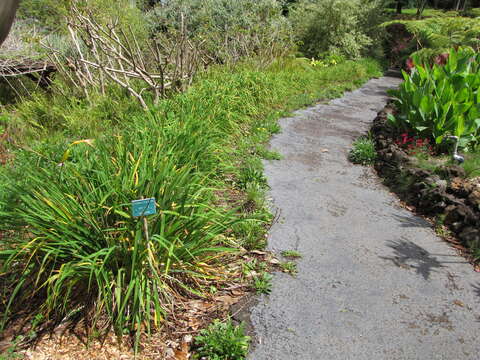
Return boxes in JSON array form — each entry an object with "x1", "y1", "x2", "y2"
[
  {"x1": 237, "y1": 165, "x2": 267, "y2": 190},
  {"x1": 254, "y1": 272, "x2": 273, "y2": 294},
  {"x1": 435, "y1": 214, "x2": 446, "y2": 226},
  {"x1": 194, "y1": 319, "x2": 250, "y2": 360},
  {"x1": 281, "y1": 250, "x2": 302, "y2": 259},
  {"x1": 242, "y1": 258, "x2": 267, "y2": 275},
  {"x1": 245, "y1": 182, "x2": 266, "y2": 210},
  {"x1": 255, "y1": 145, "x2": 282, "y2": 160},
  {"x1": 434, "y1": 215, "x2": 452, "y2": 238},
  {"x1": 349, "y1": 136, "x2": 377, "y2": 165},
  {"x1": 280, "y1": 261, "x2": 297, "y2": 275},
  {"x1": 435, "y1": 225, "x2": 452, "y2": 238},
  {"x1": 233, "y1": 218, "x2": 267, "y2": 250},
  {"x1": 266, "y1": 122, "x2": 282, "y2": 134}
]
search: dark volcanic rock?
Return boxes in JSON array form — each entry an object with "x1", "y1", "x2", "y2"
[
  {"x1": 372, "y1": 106, "x2": 480, "y2": 253},
  {"x1": 459, "y1": 227, "x2": 480, "y2": 249},
  {"x1": 437, "y1": 165, "x2": 466, "y2": 179}
]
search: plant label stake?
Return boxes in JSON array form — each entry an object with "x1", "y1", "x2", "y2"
[{"x1": 131, "y1": 197, "x2": 156, "y2": 242}]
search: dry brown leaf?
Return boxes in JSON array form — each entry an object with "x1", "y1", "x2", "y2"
[
  {"x1": 250, "y1": 250, "x2": 267, "y2": 255},
  {"x1": 215, "y1": 295, "x2": 239, "y2": 307},
  {"x1": 453, "y1": 300, "x2": 465, "y2": 307},
  {"x1": 174, "y1": 341, "x2": 190, "y2": 360},
  {"x1": 188, "y1": 318, "x2": 202, "y2": 331},
  {"x1": 231, "y1": 289, "x2": 244, "y2": 296}
]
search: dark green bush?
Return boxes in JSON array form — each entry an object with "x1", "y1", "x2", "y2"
[{"x1": 289, "y1": 0, "x2": 387, "y2": 59}]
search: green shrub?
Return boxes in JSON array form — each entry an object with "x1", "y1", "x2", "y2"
[
  {"x1": 388, "y1": 47, "x2": 480, "y2": 149},
  {"x1": 466, "y1": 8, "x2": 480, "y2": 18},
  {"x1": 349, "y1": 136, "x2": 377, "y2": 164},
  {"x1": 194, "y1": 319, "x2": 250, "y2": 360},
  {"x1": 147, "y1": 0, "x2": 293, "y2": 64},
  {"x1": 289, "y1": 0, "x2": 387, "y2": 59}
]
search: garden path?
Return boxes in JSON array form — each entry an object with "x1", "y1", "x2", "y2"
[{"x1": 248, "y1": 76, "x2": 480, "y2": 360}]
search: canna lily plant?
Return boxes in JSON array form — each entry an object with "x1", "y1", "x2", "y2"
[{"x1": 388, "y1": 47, "x2": 480, "y2": 150}]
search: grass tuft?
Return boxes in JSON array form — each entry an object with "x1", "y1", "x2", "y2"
[
  {"x1": 194, "y1": 319, "x2": 250, "y2": 360},
  {"x1": 349, "y1": 135, "x2": 377, "y2": 165},
  {"x1": 281, "y1": 250, "x2": 302, "y2": 259},
  {"x1": 254, "y1": 272, "x2": 273, "y2": 294}
]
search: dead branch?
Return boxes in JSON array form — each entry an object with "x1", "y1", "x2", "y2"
[{"x1": 42, "y1": 1, "x2": 205, "y2": 109}]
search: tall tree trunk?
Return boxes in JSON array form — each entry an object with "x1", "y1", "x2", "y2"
[{"x1": 0, "y1": 0, "x2": 20, "y2": 47}]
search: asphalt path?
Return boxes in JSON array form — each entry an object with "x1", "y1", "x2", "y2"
[{"x1": 248, "y1": 76, "x2": 480, "y2": 360}]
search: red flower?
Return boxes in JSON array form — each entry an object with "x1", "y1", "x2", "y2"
[
  {"x1": 406, "y1": 58, "x2": 415, "y2": 71},
  {"x1": 434, "y1": 53, "x2": 449, "y2": 66}
]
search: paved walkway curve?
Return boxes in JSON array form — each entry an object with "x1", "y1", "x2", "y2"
[{"x1": 248, "y1": 76, "x2": 480, "y2": 360}]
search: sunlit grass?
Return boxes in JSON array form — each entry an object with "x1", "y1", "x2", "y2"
[{"x1": 0, "y1": 56, "x2": 382, "y2": 348}]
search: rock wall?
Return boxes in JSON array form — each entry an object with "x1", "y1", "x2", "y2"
[{"x1": 372, "y1": 107, "x2": 480, "y2": 253}]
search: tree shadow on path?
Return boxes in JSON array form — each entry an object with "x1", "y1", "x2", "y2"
[
  {"x1": 472, "y1": 283, "x2": 480, "y2": 300},
  {"x1": 391, "y1": 214, "x2": 431, "y2": 228},
  {"x1": 381, "y1": 239, "x2": 445, "y2": 280}
]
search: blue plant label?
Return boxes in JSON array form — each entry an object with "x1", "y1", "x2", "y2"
[{"x1": 131, "y1": 198, "x2": 156, "y2": 217}]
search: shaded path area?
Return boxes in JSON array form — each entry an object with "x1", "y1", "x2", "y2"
[{"x1": 248, "y1": 76, "x2": 480, "y2": 360}]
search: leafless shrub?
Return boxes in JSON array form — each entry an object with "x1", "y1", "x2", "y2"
[
  {"x1": 43, "y1": 3, "x2": 204, "y2": 110},
  {"x1": 0, "y1": 20, "x2": 55, "y2": 97}
]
